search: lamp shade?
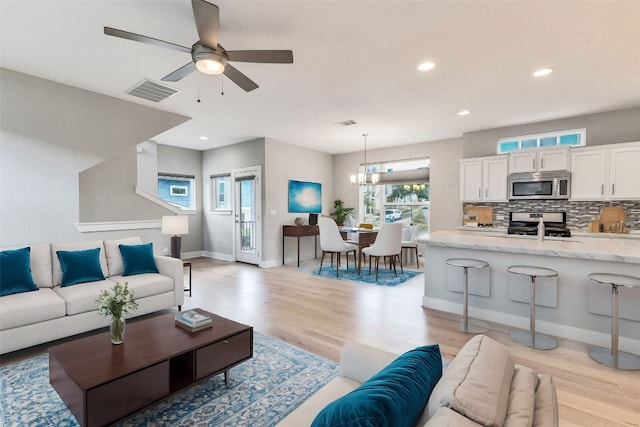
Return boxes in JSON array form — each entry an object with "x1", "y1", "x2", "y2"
[{"x1": 161, "y1": 215, "x2": 189, "y2": 236}]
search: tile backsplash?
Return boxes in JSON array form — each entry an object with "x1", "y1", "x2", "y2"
[{"x1": 474, "y1": 200, "x2": 640, "y2": 231}]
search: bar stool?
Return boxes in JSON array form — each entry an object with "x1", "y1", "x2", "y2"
[
  {"x1": 588, "y1": 273, "x2": 640, "y2": 370},
  {"x1": 508, "y1": 265, "x2": 558, "y2": 350},
  {"x1": 446, "y1": 258, "x2": 490, "y2": 334}
]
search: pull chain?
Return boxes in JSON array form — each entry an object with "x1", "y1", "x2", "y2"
[
  {"x1": 196, "y1": 72, "x2": 201, "y2": 103},
  {"x1": 221, "y1": 75, "x2": 224, "y2": 96}
]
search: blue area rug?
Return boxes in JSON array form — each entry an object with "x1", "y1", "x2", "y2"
[
  {"x1": 312, "y1": 265, "x2": 422, "y2": 286},
  {"x1": 0, "y1": 333, "x2": 338, "y2": 426}
]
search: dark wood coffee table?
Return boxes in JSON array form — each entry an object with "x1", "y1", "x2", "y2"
[{"x1": 48, "y1": 309, "x2": 253, "y2": 427}]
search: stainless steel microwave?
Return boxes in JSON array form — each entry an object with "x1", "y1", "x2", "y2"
[{"x1": 508, "y1": 171, "x2": 570, "y2": 200}]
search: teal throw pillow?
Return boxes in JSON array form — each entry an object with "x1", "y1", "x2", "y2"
[
  {"x1": 0, "y1": 247, "x2": 39, "y2": 296},
  {"x1": 119, "y1": 243, "x2": 158, "y2": 276},
  {"x1": 311, "y1": 345, "x2": 442, "y2": 427},
  {"x1": 56, "y1": 248, "x2": 105, "y2": 287}
]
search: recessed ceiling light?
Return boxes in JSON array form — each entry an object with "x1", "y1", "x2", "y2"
[
  {"x1": 458, "y1": 110, "x2": 471, "y2": 116},
  {"x1": 533, "y1": 68, "x2": 553, "y2": 77},
  {"x1": 199, "y1": 136, "x2": 208, "y2": 140},
  {"x1": 417, "y1": 61, "x2": 435, "y2": 71}
]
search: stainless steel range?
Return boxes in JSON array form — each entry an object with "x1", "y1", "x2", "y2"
[{"x1": 508, "y1": 212, "x2": 571, "y2": 237}]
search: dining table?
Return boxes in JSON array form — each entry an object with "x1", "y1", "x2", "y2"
[{"x1": 339, "y1": 227, "x2": 378, "y2": 274}]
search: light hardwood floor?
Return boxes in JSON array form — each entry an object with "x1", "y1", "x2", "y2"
[{"x1": 2, "y1": 257, "x2": 638, "y2": 426}]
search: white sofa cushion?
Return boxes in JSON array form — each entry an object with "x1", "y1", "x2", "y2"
[
  {"x1": 104, "y1": 237, "x2": 143, "y2": 277},
  {"x1": 0, "y1": 288, "x2": 66, "y2": 330},
  {"x1": 427, "y1": 335, "x2": 515, "y2": 427},
  {"x1": 31, "y1": 244, "x2": 53, "y2": 288},
  {"x1": 339, "y1": 341, "x2": 400, "y2": 384},
  {"x1": 275, "y1": 376, "x2": 361, "y2": 427},
  {"x1": 425, "y1": 407, "x2": 483, "y2": 426},
  {"x1": 109, "y1": 273, "x2": 174, "y2": 299},
  {"x1": 533, "y1": 375, "x2": 558, "y2": 427},
  {"x1": 51, "y1": 241, "x2": 108, "y2": 286},
  {"x1": 52, "y1": 279, "x2": 115, "y2": 316},
  {"x1": 503, "y1": 365, "x2": 537, "y2": 427}
]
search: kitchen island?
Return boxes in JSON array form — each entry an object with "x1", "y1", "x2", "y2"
[{"x1": 418, "y1": 231, "x2": 640, "y2": 353}]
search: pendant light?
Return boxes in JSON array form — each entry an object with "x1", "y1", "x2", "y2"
[{"x1": 350, "y1": 133, "x2": 379, "y2": 185}]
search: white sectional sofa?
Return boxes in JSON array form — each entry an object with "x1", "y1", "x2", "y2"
[
  {"x1": 0, "y1": 237, "x2": 184, "y2": 354},
  {"x1": 278, "y1": 334, "x2": 558, "y2": 427}
]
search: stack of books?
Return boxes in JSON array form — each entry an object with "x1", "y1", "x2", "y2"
[{"x1": 175, "y1": 310, "x2": 213, "y2": 332}]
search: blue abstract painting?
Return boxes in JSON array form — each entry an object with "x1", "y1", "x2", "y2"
[{"x1": 288, "y1": 180, "x2": 322, "y2": 213}]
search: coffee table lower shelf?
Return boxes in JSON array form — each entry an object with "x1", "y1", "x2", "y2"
[{"x1": 48, "y1": 310, "x2": 253, "y2": 427}]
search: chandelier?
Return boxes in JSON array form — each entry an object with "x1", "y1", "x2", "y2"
[{"x1": 350, "y1": 133, "x2": 379, "y2": 185}]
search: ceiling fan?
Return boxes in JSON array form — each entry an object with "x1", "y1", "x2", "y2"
[{"x1": 104, "y1": 0, "x2": 293, "y2": 92}]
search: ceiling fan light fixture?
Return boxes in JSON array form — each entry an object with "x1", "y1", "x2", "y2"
[{"x1": 196, "y1": 55, "x2": 226, "y2": 75}]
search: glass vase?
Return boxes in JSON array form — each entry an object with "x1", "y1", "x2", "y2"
[{"x1": 110, "y1": 315, "x2": 125, "y2": 344}]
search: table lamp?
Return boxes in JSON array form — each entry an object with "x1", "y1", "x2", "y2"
[{"x1": 161, "y1": 215, "x2": 189, "y2": 258}]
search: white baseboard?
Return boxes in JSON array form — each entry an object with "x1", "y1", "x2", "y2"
[
  {"x1": 201, "y1": 251, "x2": 234, "y2": 262},
  {"x1": 422, "y1": 296, "x2": 640, "y2": 354}
]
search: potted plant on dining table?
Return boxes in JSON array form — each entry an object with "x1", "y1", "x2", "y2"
[{"x1": 331, "y1": 199, "x2": 354, "y2": 226}]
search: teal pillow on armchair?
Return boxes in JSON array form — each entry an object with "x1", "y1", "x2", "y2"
[{"x1": 311, "y1": 345, "x2": 442, "y2": 427}]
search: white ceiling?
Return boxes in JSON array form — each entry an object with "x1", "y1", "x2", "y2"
[{"x1": 1, "y1": 1, "x2": 639, "y2": 154}]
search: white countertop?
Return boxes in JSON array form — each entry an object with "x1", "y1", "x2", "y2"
[
  {"x1": 455, "y1": 225, "x2": 640, "y2": 239},
  {"x1": 418, "y1": 230, "x2": 640, "y2": 264}
]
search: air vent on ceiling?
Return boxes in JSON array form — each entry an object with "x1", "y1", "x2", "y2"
[
  {"x1": 126, "y1": 79, "x2": 180, "y2": 102},
  {"x1": 335, "y1": 119, "x2": 357, "y2": 126}
]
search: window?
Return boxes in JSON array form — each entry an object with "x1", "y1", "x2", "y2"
[
  {"x1": 359, "y1": 158, "x2": 430, "y2": 232},
  {"x1": 497, "y1": 129, "x2": 585, "y2": 154},
  {"x1": 210, "y1": 174, "x2": 231, "y2": 212},
  {"x1": 158, "y1": 173, "x2": 196, "y2": 210}
]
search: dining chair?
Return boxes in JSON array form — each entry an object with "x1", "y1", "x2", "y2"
[
  {"x1": 318, "y1": 217, "x2": 358, "y2": 277},
  {"x1": 401, "y1": 225, "x2": 420, "y2": 269},
  {"x1": 362, "y1": 222, "x2": 403, "y2": 281}
]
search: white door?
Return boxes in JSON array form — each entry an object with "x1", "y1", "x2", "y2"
[{"x1": 234, "y1": 166, "x2": 261, "y2": 265}]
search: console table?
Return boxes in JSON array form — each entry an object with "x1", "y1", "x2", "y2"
[{"x1": 282, "y1": 225, "x2": 319, "y2": 266}]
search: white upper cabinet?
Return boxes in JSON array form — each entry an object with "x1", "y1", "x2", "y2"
[
  {"x1": 570, "y1": 148, "x2": 608, "y2": 200},
  {"x1": 509, "y1": 148, "x2": 569, "y2": 173},
  {"x1": 609, "y1": 144, "x2": 640, "y2": 200},
  {"x1": 570, "y1": 141, "x2": 640, "y2": 201},
  {"x1": 460, "y1": 156, "x2": 508, "y2": 202}
]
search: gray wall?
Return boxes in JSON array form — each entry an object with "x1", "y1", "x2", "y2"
[
  {"x1": 0, "y1": 69, "x2": 191, "y2": 248},
  {"x1": 0, "y1": 129, "x2": 100, "y2": 245},
  {"x1": 201, "y1": 139, "x2": 266, "y2": 258},
  {"x1": 264, "y1": 138, "x2": 333, "y2": 266},
  {"x1": 79, "y1": 146, "x2": 169, "y2": 222},
  {"x1": 333, "y1": 137, "x2": 463, "y2": 233},
  {"x1": 0, "y1": 68, "x2": 189, "y2": 159},
  {"x1": 157, "y1": 144, "x2": 203, "y2": 255},
  {"x1": 463, "y1": 107, "x2": 640, "y2": 158},
  {"x1": 200, "y1": 137, "x2": 333, "y2": 266}
]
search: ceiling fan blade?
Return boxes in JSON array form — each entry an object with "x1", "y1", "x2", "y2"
[
  {"x1": 223, "y1": 64, "x2": 259, "y2": 92},
  {"x1": 191, "y1": 0, "x2": 219, "y2": 49},
  {"x1": 104, "y1": 27, "x2": 191, "y2": 54},
  {"x1": 225, "y1": 50, "x2": 294, "y2": 64},
  {"x1": 162, "y1": 62, "x2": 197, "y2": 82}
]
